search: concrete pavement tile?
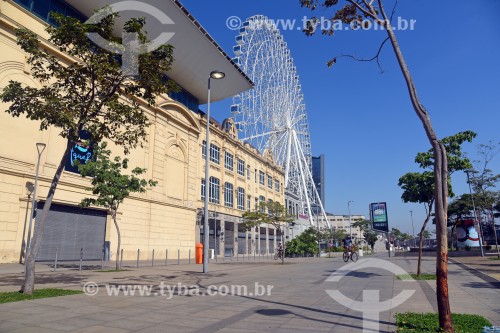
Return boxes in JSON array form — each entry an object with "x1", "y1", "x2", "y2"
[
  {"x1": 101, "y1": 318, "x2": 157, "y2": 330},
  {"x1": 216, "y1": 329, "x2": 264, "y2": 333},
  {"x1": 70, "y1": 325, "x2": 131, "y2": 333},
  {"x1": 0, "y1": 320, "x2": 28, "y2": 332},
  {"x1": 38, "y1": 317, "x2": 106, "y2": 331},
  {"x1": 5, "y1": 326, "x2": 66, "y2": 333},
  {"x1": 194, "y1": 308, "x2": 241, "y2": 319},
  {"x1": 228, "y1": 320, "x2": 285, "y2": 331},
  {"x1": 84, "y1": 312, "x2": 127, "y2": 323},
  {"x1": 0, "y1": 311, "x2": 24, "y2": 321},
  {"x1": 135, "y1": 324, "x2": 197, "y2": 333},
  {"x1": 124, "y1": 311, "x2": 172, "y2": 324},
  {"x1": 7, "y1": 312, "x2": 68, "y2": 325}
]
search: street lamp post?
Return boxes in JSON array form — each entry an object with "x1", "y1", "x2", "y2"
[
  {"x1": 348, "y1": 200, "x2": 353, "y2": 238},
  {"x1": 25, "y1": 142, "x2": 46, "y2": 258},
  {"x1": 19, "y1": 182, "x2": 34, "y2": 264},
  {"x1": 410, "y1": 210, "x2": 415, "y2": 248},
  {"x1": 203, "y1": 70, "x2": 225, "y2": 273}
]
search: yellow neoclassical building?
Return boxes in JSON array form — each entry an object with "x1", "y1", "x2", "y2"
[{"x1": 0, "y1": 0, "x2": 284, "y2": 263}]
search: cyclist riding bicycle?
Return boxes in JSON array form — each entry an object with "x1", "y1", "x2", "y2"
[
  {"x1": 343, "y1": 236, "x2": 353, "y2": 253},
  {"x1": 342, "y1": 235, "x2": 358, "y2": 262}
]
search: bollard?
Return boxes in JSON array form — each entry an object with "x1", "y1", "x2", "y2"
[
  {"x1": 188, "y1": 249, "x2": 191, "y2": 265},
  {"x1": 166, "y1": 249, "x2": 168, "y2": 266},
  {"x1": 177, "y1": 249, "x2": 180, "y2": 265},
  {"x1": 79, "y1": 248, "x2": 83, "y2": 271},
  {"x1": 101, "y1": 250, "x2": 104, "y2": 270},
  {"x1": 152, "y1": 249, "x2": 155, "y2": 267},
  {"x1": 237, "y1": 251, "x2": 239, "y2": 261},
  {"x1": 254, "y1": 251, "x2": 256, "y2": 261},
  {"x1": 120, "y1": 249, "x2": 123, "y2": 269},
  {"x1": 54, "y1": 247, "x2": 58, "y2": 272},
  {"x1": 137, "y1": 249, "x2": 140, "y2": 268}
]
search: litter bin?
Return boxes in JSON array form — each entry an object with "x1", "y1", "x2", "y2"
[
  {"x1": 358, "y1": 249, "x2": 363, "y2": 257},
  {"x1": 195, "y1": 243, "x2": 203, "y2": 264}
]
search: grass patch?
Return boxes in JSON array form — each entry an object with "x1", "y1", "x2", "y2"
[
  {"x1": 488, "y1": 257, "x2": 500, "y2": 261},
  {"x1": 396, "y1": 312, "x2": 492, "y2": 333},
  {"x1": 397, "y1": 273, "x2": 436, "y2": 280},
  {"x1": 0, "y1": 288, "x2": 82, "y2": 304}
]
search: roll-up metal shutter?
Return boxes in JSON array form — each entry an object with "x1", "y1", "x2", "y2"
[
  {"x1": 259, "y1": 228, "x2": 267, "y2": 254},
  {"x1": 237, "y1": 231, "x2": 246, "y2": 254},
  {"x1": 224, "y1": 222, "x2": 234, "y2": 256},
  {"x1": 208, "y1": 219, "x2": 221, "y2": 255},
  {"x1": 33, "y1": 202, "x2": 107, "y2": 261}
]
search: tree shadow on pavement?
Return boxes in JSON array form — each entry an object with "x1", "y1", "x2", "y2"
[
  {"x1": 0, "y1": 273, "x2": 90, "y2": 287},
  {"x1": 461, "y1": 281, "x2": 500, "y2": 289}
]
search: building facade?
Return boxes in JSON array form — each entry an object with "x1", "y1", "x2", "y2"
[
  {"x1": 0, "y1": 0, "x2": 284, "y2": 263},
  {"x1": 318, "y1": 214, "x2": 366, "y2": 242}
]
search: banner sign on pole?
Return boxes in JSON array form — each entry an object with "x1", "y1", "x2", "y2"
[{"x1": 370, "y1": 202, "x2": 389, "y2": 232}]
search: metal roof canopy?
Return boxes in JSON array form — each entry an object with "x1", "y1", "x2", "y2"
[{"x1": 65, "y1": 0, "x2": 253, "y2": 103}]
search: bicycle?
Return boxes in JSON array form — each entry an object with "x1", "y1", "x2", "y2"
[
  {"x1": 342, "y1": 246, "x2": 358, "y2": 262},
  {"x1": 274, "y1": 249, "x2": 284, "y2": 260}
]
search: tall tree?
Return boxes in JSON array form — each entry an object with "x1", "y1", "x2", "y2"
[
  {"x1": 299, "y1": 1, "x2": 460, "y2": 329},
  {"x1": 241, "y1": 201, "x2": 295, "y2": 264},
  {"x1": 398, "y1": 171, "x2": 434, "y2": 274},
  {"x1": 467, "y1": 141, "x2": 500, "y2": 257},
  {"x1": 399, "y1": 131, "x2": 475, "y2": 275},
  {"x1": 78, "y1": 142, "x2": 157, "y2": 270},
  {"x1": 0, "y1": 11, "x2": 176, "y2": 294}
]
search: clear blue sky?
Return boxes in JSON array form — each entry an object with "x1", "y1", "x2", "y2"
[{"x1": 181, "y1": 0, "x2": 500, "y2": 235}]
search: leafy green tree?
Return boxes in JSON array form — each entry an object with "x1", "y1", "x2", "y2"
[
  {"x1": 78, "y1": 142, "x2": 157, "y2": 270},
  {"x1": 398, "y1": 131, "x2": 475, "y2": 275},
  {"x1": 299, "y1": 0, "x2": 469, "y2": 329},
  {"x1": 241, "y1": 201, "x2": 294, "y2": 264},
  {"x1": 351, "y1": 219, "x2": 378, "y2": 252},
  {"x1": 322, "y1": 228, "x2": 347, "y2": 249},
  {"x1": 0, "y1": 11, "x2": 176, "y2": 294},
  {"x1": 285, "y1": 228, "x2": 319, "y2": 257},
  {"x1": 390, "y1": 227, "x2": 402, "y2": 247}
]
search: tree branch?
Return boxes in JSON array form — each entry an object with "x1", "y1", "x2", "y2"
[
  {"x1": 390, "y1": 0, "x2": 399, "y2": 24},
  {"x1": 346, "y1": 0, "x2": 378, "y2": 21},
  {"x1": 339, "y1": 36, "x2": 390, "y2": 73}
]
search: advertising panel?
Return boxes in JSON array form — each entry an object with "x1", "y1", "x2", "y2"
[{"x1": 370, "y1": 202, "x2": 389, "y2": 232}]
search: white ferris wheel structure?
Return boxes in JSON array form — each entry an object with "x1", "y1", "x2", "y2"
[{"x1": 231, "y1": 15, "x2": 330, "y2": 229}]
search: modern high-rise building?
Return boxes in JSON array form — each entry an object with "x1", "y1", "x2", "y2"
[{"x1": 311, "y1": 154, "x2": 325, "y2": 213}]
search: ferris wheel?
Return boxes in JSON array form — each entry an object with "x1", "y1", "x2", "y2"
[{"x1": 231, "y1": 15, "x2": 329, "y2": 228}]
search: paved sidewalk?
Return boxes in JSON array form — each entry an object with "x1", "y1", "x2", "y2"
[{"x1": 0, "y1": 254, "x2": 498, "y2": 332}]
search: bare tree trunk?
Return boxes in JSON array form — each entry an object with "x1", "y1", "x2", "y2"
[
  {"x1": 380, "y1": 6, "x2": 454, "y2": 331},
  {"x1": 417, "y1": 203, "x2": 433, "y2": 276},
  {"x1": 112, "y1": 210, "x2": 121, "y2": 270},
  {"x1": 22, "y1": 141, "x2": 72, "y2": 294}
]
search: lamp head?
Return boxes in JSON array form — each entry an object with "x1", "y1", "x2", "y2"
[
  {"x1": 210, "y1": 71, "x2": 225, "y2": 80},
  {"x1": 36, "y1": 142, "x2": 46, "y2": 154},
  {"x1": 25, "y1": 181, "x2": 34, "y2": 194}
]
